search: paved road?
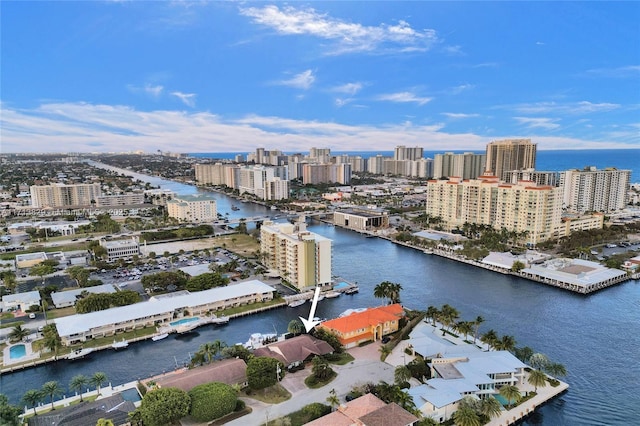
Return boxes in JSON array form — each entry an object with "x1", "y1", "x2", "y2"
[{"x1": 226, "y1": 342, "x2": 395, "y2": 425}]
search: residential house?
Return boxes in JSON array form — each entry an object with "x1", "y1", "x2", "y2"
[
  {"x1": 252, "y1": 334, "x2": 334, "y2": 368},
  {"x1": 318, "y1": 304, "x2": 404, "y2": 348},
  {"x1": 305, "y1": 393, "x2": 418, "y2": 426},
  {"x1": 151, "y1": 358, "x2": 248, "y2": 391}
]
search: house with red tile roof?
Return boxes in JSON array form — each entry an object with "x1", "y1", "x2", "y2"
[
  {"x1": 252, "y1": 334, "x2": 334, "y2": 368},
  {"x1": 318, "y1": 304, "x2": 404, "y2": 348},
  {"x1": 305, "y1": 393, "x2": 418, "y2": 426}
]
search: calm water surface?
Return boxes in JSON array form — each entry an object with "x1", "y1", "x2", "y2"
[{"x1": 2, "y1": 164, "x2": 639, "y2": 425}]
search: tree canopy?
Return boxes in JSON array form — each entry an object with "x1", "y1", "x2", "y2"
[
  {"x1": 138, "y1": 387, "x2": 190, "y2": 426},
  {"x1": 246, "y1": 357, "x2": 284, "y2": 390},
  {"x1": 188, "y1": 382, "x2": 237, "y2": 422}
]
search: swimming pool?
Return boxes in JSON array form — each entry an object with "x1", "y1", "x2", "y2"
[
  {"x1": 119, "y1": 388, "x2": 141, "y2": 402},
  {"x1": 169, "y1": 317, "x2": 200, "y2": 327},
  {"x1": 493, "y1": 393, "x2": 512, "y2": 407},
  {"x1": 9, "y1": 344, "x2": 26, "y2": 360},
  {"x1": 333, "y1": 281, "x2": 349, "y2": 290}
]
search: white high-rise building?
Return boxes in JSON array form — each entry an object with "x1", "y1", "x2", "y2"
[
  {"x1": 560, "y1": 167, "x2": 631, "y2": 213},
  {"x1": 426, "y1": 174, "x2": 563, "y2": 245},
  {"x1": 260, "y1": 218, "x2": 332, "y2": 290},
  {"x1": 30, "y1": 183, "x2": 102, "y2": 208},
  {"x1": 166, "y1": 195, "x2": 217, "y2": 223},
  {"x1": 394, "y1": 146, "x2": 424, "y2": 161}
]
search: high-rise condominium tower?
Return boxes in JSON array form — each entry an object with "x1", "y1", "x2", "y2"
[{"x1": 485, "y1": 139, "x2": 537, "y2": 181}]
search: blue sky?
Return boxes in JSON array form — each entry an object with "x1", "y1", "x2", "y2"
[{"x1": 1, "y1": 1, "x2": 639, "y2": 153}]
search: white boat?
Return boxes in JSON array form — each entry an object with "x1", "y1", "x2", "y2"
[
  {"x1": 288, "y1": 299, "x2": 306, "y2": 307},
  {"x1": 244, "y1": 333, "x2": 277, "y2": 349},
  {"x1": 112, "y1": 339, "x2": 129, "y2": 350},
  {"x1": 210, "y1": 315, "x2": 230, "y2": 325},
  {"x1": 344, "y1": 286, "x2": 359, "y2": 295},
  {"x1": 152, "y1": 333, "x2": 169, "y2": 341},
  {"x1": 176, "y1": 323, "x2": 200, "y2": 334},
  {"x1": 67, "y1": 347, "x2": 94, "y2": 360},
  {"x1": 324, "y1": 291, "x2": 341, "y2": 299}
]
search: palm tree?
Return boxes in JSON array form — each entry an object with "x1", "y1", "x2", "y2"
[
  {"x1": 527, "y1": 369, "x2": 548, "y2": 393},
  {"x1": 42, "y1": 329, "x2": 62, "y2": 360},
  {"x1": 439, "y1": 304, "x2": 459, "y2": 332},
  {"x1": 96, "y1": 419, "x2": 115, "y2": 426},
  {"x1": 90, "y1": 372, "x2": 108, "y2": 395},
  {"x1": 287, "y1": 319, "x2": 303, "y2": 335},
  {"x1": 425, "y1": 305, "x2": 439, "y2": 327},
  {"x1": 326, "y1": 388, "x2": 340, "y2": 411},
  {"x1": 479, "y1": 396, "x2": 503, "y2": 420},
  {"x1": 528, "y1": 353, "x2": 550, "y2": 370},
  {"x1": 455, "y1": 321, "x2": 474, "y2": 341},
  {"x1": 495, "y1": 335, "x2": 516, "y2": 352},
  {"x1": 198, "y1": 342, "x2": 217, "y2": 364},
  {"x1": 394, "y1": 365, "x2": 412, "y2": 385},
  {"x1": 8, "y1": 324, "x2": 29, "y2": 343},
  {"x1": 41, "y1": 381, "x2": 63, "y2": 410},
  {"x1": 453, "y1": 405, "x2": 481, "y2": 426},
  {"x1": 379, "y1": 344, "x2": 392, "y2": 360},
  {"x1": 373, "y1": 281, "x2": 391, "y2": 304},
  {"x1": 473, "y1": 315, "x2": 484, "y2": 344},
  {"x1": 498, "y1": 385, "x2": 521, "y2": 409},
  {"x1": 21, "y1": 389, "x2": 43, "y2": 416},
  {"x1": 69, "y1": 374, "x2": 89, "y2": 402},
  {"x1": 545, "y1": 362, "x2": 567, "y2": 378},
  {"x1": 388, "y1": 282, "x2": 403, "y2": 304},
  {"x1": 480, "y1": 329, "x2": 498, "y2": 350}
]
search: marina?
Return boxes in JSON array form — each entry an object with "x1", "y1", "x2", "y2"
[{"x1": 111, "y1": 339, "x2": 129, "y2": 350}]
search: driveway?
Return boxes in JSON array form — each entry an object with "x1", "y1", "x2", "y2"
[{"x1": 226, "y1": 341, "x2": 395, "y2": 425}]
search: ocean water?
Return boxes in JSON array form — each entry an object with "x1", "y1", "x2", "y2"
[{"x1": 189, "y1": 149, "x2": 639, "y2": 182}]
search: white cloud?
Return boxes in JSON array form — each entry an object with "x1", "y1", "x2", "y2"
[
  {"x1": 239, "y1": 5, "x2": 438, "y2": 55},
  {"x1": 376, "y1": 91, "x2": 432, "y2": 106},
  {"x1": 450, "y1": 84, "x2": 474, "y2": 95},
  {"x1": 505, "y1": 101, "x2": 620, "y2": 115},
  {"x1": 442, "y1": 113, "x2": 480, "y2": 119},
  {"x1": 2, "y1": 102, "x2": 636, "y2": 154},
  {"x1": 275, "y1": 70, "x2": 316, "y2": 90},
  {"x1": 335, "y1": 98, "x2": 353, "y2": 108},
  {"x1": 171, "y1": 91, "x2": 197, "y2": 107},
  {"x1": 514, "y1": 117, "x2": 560, "y2": 130},
  {"x1": 331, "y1": 82, "x2": 363, "y2": 96},
  {"x1": 585, "y1": 65, "x2": 640, "y2": 78},
  {"x1": 127, "y1": 84, "x2": 164, "y2": 98}
]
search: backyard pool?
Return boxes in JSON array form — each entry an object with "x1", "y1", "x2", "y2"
[
  {"x1": 169, "y1": 317, "x2": 200, "y2": 327},
  {"x1": 9, "y1": 344, "x2": 26, "y2": 360},
  {"x1": 119, "y1": 388, "x2": 141, "y2": 402}
]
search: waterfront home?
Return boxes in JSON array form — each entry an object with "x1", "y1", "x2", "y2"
[
  {"x1": 407, "y1": 351, "x2": 527, "y2": 423},
  {"x1": 318, "y1": 304, "x2": 404, "y2": 348},
  {"x1": 149, "y1": 358, "x2": 248, "y2": 391},
  {"x1": 54, "y1": 280, "x2": 276, "y2": 345},
  {"x1": 27, "y1": 393, "x2": 135, "y2": 426},
  {"x1": 333, "y1": 206, "x2": 389, "y2": 232},
  {"x1": 305, "y1": 393, "x2": 418, "y2": 426},
  {"x1": 252, "y1": 334, "x2": 334, "y2": 368}
]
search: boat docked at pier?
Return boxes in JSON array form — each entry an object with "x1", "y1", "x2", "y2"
[
  {"x1": 324, "y1": 290, "x2": 341, "y2": 299},
  {"x1": 67, "y1": 347, "x2": 94, "y2": 360},
  {"x1": 111, "y1": 339, "x2": 129, "y2": 350},
  {"x1": 344, "y1": 286, "x2": 359, "y2": 295},
  {"x1": 210, "y1": 315, "x2": 230, "y2": 325},
  {"x1": 288, "y1": 299, "x2": 306, "y2": 308},
  {"x1": 151, "y1": 333, "x2": 169, "y2": 341}
]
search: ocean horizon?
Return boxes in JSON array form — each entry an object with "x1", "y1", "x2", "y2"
[{"x1": 189, "y1": 148, "x2": 639, "y2": 182}]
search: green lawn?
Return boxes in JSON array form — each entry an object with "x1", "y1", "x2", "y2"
[
  {"x1": 241, "y1": 383, "x2": 291, "y2": 404},
  {"x1": 218, "y1": 298, "x2": 286, "y2": 316}
]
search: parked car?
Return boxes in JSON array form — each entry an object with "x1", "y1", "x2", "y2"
[{"x1": 29, "y1": 313, "x2": 36, "y2": 319}]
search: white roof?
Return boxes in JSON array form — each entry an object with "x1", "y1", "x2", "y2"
[
  {"x1": 179, "y1": 263, "x2": 212, "y2": 277},
  {"x1": 54, "y1": 280, "x2": 275, "y2": 338},
  {"x1": 2, "y1": 290, "x2": 41, "y2": 305},
  {"x1": 522, "y1": 258, "x2": 626, "y2": 288},
  {"x1": 51, "y1": 284, "x2": 117, "y2": 307}
]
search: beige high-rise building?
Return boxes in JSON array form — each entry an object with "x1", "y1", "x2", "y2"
[
  {"x1": 485, "y1": 139, "x2": 537, "y2": 181},
  {"x1": 426, "y1": 174, "x2": 562, "y2": 245},
  {"x1": 195, "y1": 163, "x2": 226, "y2": 185},
  {"x1": 394, "y1": 146, "x2": 423, "y2": 161},
  {"x1": 166, "y1": 195, "x2": 217, "y2": 223},
  {"x1": 560, "y1": 167, "x2": 631, "y2": 213},
  {"x1": 260, "y1": 218, "x2": 332, "y2": 290},
  {"x1": 30, "y1": 183, "x2": 102, "y2": 208}
]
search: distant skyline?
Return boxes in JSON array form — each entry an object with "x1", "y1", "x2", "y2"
[{"x1": 1, "y1": 1, "x2": 639, "y2": 153}]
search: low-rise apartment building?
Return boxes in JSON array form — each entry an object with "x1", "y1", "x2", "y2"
[
  {"x1": 166, "y1": 195, "x2": 217, "y2": 222},
  {"x1": 100, "y1": 237, "x2": 140, "y2": 262}
]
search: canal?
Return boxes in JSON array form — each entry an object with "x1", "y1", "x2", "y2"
[{"x1": 2, "y1": 165, "x2": 639, "y2": 425}]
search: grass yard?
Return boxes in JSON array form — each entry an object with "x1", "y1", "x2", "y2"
[{"x1": 241, "y1": 383, "x2": 291, "y2": 404}]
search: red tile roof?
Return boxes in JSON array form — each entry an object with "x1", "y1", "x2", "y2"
[{"x1": 321, "y1": 304, "x2": 404, "y2": 334}]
